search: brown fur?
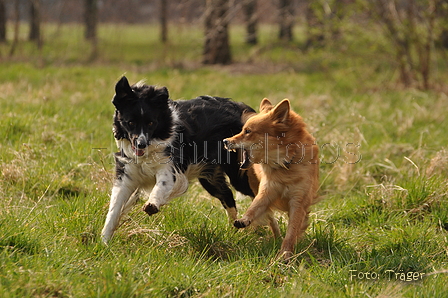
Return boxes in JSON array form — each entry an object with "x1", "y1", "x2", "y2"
[{"x1": 224, "y1": 98, "x2": 319, "y2": 261}]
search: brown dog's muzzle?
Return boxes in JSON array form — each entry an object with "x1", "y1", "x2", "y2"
[
  {"x1": 223, "y1": 138, "x2": 252, "y2": 169},
  {"x1": 223, "y1": 138, "x2": 236, "y2": 151}
]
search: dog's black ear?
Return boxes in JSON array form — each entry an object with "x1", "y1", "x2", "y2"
[
  {"x1": 151, "y1": 86, "x2": 169, "y2": 107},
  {"x1": 113, "y1": 76, "x2": 134, "y2": 107}
]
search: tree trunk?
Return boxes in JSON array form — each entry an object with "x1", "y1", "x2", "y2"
[
  {"x1": 29, "y1": 0, "x2": 41, "y2": 47},
  {"x1": 440, "y1": 0, "x2": 448, "y2": 48},
  {"x1": 372, "y1": 0, "x2": 437, "y2": 89},
  {"x1": 84, "y1": 0, "x2": 98, "y2": 60},
  {"x1": 203, "y1": 0, "x2": 232, "y2": 65},
  {"x1": 243, "y1": 0, "x2": 257, "y2": 45},
  {"x1": 305, "y1": 1, "x2": 324, "y2": 48},
  {"x1": 441, "y1": 29, "x2": 448, "y2": 49},
  {"x1": 0, "y1": 0, "x2": 5, "y2": 43},
  {"x1": 278, "y1": 0, "x2": 294, "y2": 42},
  {"x1": 160, "y1": 0, "x2": 168, "y2": 43},
  {"x1": 374, "y1": 0, "x2": 414, "y2": 87},
  {"x1": 9, "y1": 0, "x2": 20, "y2": 56},
  {"x1": 84, "y1": 0, "x2": 98, "y2": 41},
  {"x1": 418, "y1": 0, "x2": 436, "y2": 90}
]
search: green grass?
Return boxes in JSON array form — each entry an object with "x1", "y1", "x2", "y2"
[{"x1": 1, "y1": 23, "x2": 448, "y2": 297}]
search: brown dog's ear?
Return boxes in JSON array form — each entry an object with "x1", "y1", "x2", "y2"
[
  {"x1": 271, "y1": 99, "x2": 290, "y2": 123},
  {"x1": 259, "y1": 98, "x2": 273, "y2": 112}
]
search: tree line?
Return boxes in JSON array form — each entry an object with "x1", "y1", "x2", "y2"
[{"x1": 1, "y1": 0, "x2": 447, "y2": 90}]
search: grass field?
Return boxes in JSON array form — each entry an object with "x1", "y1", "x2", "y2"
[{"x1": 1, "y1": 23, "x2": 448, "y2": 297}]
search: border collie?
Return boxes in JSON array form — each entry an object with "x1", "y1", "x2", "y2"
[{"x1": 101, "y1": 76, "x2": 256, "y2": 243}]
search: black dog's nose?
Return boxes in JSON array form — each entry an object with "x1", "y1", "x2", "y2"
[{"x1": 136, "y1": 135, "x2": 147, "y2": 149}]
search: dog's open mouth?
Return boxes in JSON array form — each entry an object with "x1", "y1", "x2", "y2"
[
  {"x1": 224, "y1": 142, "x2": 252, "y2": 169},
  {"x1": 132, "y1": 146, "x2": 145, "y2": 156},
  {"x1": 240, "y1": 149, "x2": 252, "y2": 169}
]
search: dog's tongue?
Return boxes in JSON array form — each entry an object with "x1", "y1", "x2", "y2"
[
  {"x1": 240, "y1": 150, "x2": 251, "y2": 169},
  {"x1": 133, "y1": 147, "x2": 145, "y2": 156}
]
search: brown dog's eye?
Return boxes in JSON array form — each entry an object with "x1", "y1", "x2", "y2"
[{"x1": 245, "y1": 129, "x2": 251, "y2": 134}]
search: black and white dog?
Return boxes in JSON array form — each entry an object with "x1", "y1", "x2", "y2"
[{"x1": 101, "y1": 76, "x2": 256, "y2": 243}]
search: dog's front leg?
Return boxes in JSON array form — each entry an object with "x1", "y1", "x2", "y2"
[
  {"x1": 142, "y1": 167, "x2": 186, "y2": 215},
  {"x1": 234, "y1": 180, "x2": 278, "y2": 229},
  {"x1": 101, "y1": 180, "x2": 138, "y2": 244}
]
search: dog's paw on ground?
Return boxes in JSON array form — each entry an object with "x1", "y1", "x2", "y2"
[
  {"x1": 234, "y1": 219, "x2": 251, "y2": 228},
  {"x1": 277, "y1": 250, "x2": 294, "y2": 263}
]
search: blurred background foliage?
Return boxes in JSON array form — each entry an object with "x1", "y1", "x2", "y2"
[{"x1": 0, "y1": 0, "x2": 447, "y2": 90}]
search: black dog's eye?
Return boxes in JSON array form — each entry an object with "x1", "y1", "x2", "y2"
[
  {"x1": 148, "y1": 122, "x2": 153, "y2": 126},
  {"x1": 245, "y1": 129, "x2": 251, "y2": 134},
  {"x1": 128, "y1": 121, "x2": 135, "y2": 127}
]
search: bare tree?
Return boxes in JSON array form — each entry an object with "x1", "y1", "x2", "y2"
[
  {"x1": 9, "y1": 0, "x2": 20, "y2": 56},
  {"x1": 438, "y1": 0, "x2": 448, "y2": 48},
  {"x1": 84, "y1": 0, "x2": 98, "y2": 60},
  {"x1": 243, "y1": 0, "x2": 258, "y2": 45},
  {"x1": 304, "y1": 0, "x2": 349, "y2": 49},
  {"x1": 305, "y1": 1, "x2": 324, "y2": 48},
  {"x1": 371, "y1": 0, "x2": 437, "y2": 89},
  {"x1": 29, "y1": 0, "x2": 42, "y2": 47},
  {"x1": 0, "y1": 0, "x2": 5, "y2": 43},
  {"x1": 278, "y1": 0, "x2": 294, "y2": 41},
  {"x1": 85, "y1": 0, "x2": 98, "y2": 41},
  {"x1": 160, "y1": 0, "x2": 168, "y2": 43},
  {"x1": 203, "y1": 0, "x2": 232, "y2": 64}
]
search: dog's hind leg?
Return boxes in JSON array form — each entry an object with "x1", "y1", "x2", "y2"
[
  {"x1": 199, "y1": 166, "x2": 238, "y2": 222},
  {"x1": 267, "y1": 211, "x2": 281, "y2": 239},
  {"x1": 101, "y1": 180, "x2": 138, "y2": 244},
  {"x1": 279, "y1": 204, "x2": 309, "y2": 261}
]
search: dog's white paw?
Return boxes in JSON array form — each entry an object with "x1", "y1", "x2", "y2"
[{"x1": 101, "y1": 230, "x2": 112, "y2": 245}]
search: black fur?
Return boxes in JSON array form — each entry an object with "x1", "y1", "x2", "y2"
[
  {"x1": 112, "y1": 76, "x2": 255, "y2": 213},
  {"x1": 113, "y1": 77, "x2": 173, "y2": 145},
  {"x1": 114, "y1": 152, "x2": 127, "y2": 180}
]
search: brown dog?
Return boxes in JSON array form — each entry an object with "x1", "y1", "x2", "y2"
[{"x1": 224, "y1": 98, "x2": 319, "y2": 260}]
